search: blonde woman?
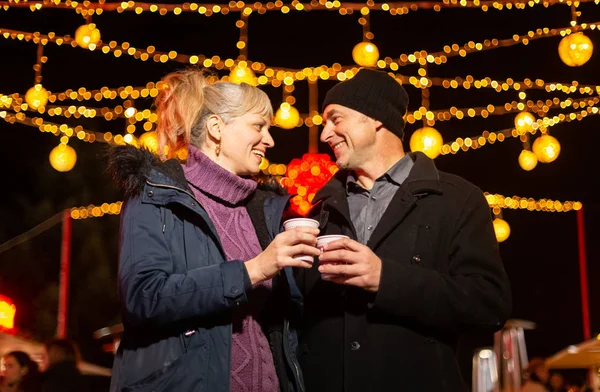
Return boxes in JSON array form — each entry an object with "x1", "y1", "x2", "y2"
[{"x1": 108, "y1": 69, "x2": 319, "y2": 392}]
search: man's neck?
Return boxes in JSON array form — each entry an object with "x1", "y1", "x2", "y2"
[{"x1": 354, "y1": 150, "x2": 406, "y2": 190}]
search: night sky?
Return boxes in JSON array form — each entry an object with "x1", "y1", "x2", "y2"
[{"x1": 0, "y1": 0, "x2": 599, "y2": 376}]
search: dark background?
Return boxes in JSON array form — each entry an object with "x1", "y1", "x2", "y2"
[{"x1": 0, "y1": 0, "x2": 598, "y2": 381}]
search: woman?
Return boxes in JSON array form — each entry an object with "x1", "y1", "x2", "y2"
[
  {"x1": 0, "y1": 351, "x2": 41, "y2": 392},
  {"x1": 108, "y1": 68, "x2": 320, "y2": 392},
  {"x1": 522, "y1": 358, "x2": 550, "y2": 392}
]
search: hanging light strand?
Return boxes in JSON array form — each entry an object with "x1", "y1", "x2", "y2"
[
  {"x1": 0, "y1": 109, "x2": 104, "y2": 143},
  {"x1": 4, "y1": 20, "x2": 600, "y2": 84},
  {"x1": 485, "y1": 193, "x2": 582, "y2": 212},
  {"x1": 1, "y1": 0, "x2": 598, "y2": 16},
  {"x1": 440, "y1": 104, "x2": 600, "y2": 155},
  {"x1": 409, "y1": 96, "x2": 600, "y2": 124}
]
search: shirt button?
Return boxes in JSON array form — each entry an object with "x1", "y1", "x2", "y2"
[
  {"x1": 147, "y1": 191, "x2": 153, "y2": 197},
  {"x1": 367, "y1": 225, "x2": 373, "y2": 230},
  {"x1": 350, "y1": 341, "x2": 361, "y2": 351},
  {"x1": 412, "y1": 255, "x2": 422, "y2": 264}
]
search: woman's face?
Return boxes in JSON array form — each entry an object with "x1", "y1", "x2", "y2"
[
  {"x1": 1, "y1": 355, "x2": 26, "y2": 385},
  {"x1": 218, "y1": 111, "x2": 274, "y2": 176}
]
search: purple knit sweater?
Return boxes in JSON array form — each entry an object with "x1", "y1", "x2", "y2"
[{"x1": 183, "y1": 146, "x2": 280, "y2": 392}]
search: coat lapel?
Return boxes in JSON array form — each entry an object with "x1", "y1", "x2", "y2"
[
  {"x1": 366, "y1": 187, "x2": 417, "y2": 250},
  {"x1": 312, "y1": 174, "x2": 356, "y2": 237}
]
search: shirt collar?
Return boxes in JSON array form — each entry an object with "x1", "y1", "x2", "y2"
[{"x1": 345, "y1": 154, "x2": 413, "y2": 194}]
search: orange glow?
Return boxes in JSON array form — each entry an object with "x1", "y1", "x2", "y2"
[{"x1": 0, "y1": 295, "x2": 16, "y2": 330}]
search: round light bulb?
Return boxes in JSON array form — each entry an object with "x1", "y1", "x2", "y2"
[
  {"x1": 493, "y1": 218, "x2": 510, "y2": 242},
  {"x1": 558, "y1": 32, "x2": 593, "y2": 67},
  {"x1": 514, "y1": 112, "x2": 535, "y2": 134},
  {"x1": 532, "y1": 134, "x2": 561, "y2": 163},
  {"x1": 75, "y1": 23, "x2": 101, "y2": 50},
  {"x1": 275, "y1": 103, "x2": 300, "y2": 129},
  {"x1": 518, "y1": 150, "x2": 538, "y2": 171},
  {"x1": 229, "y1": 65, "x2": 257, "y2": 85},
  {"x1": 139, "y1": 131, "x2": 159, "y2": 153},
  {"x1": 25, "y1": 84, "x2": 49, "y2": 109},
  {"x1": 49, "y1": 144, "x2": 77, "y2": 172},
  {"x1": 352, "y1": 42, "x2": 380, "y2": 67},
  {"x1": 409, "y1": 127, "x2": 443, "y2": 159}
]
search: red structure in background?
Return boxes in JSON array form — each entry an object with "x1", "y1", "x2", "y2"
[
  {"x1": 0, "y1": 294, "x2": 16, "y2": 332},
  {"x1": 281, "y1": 153, "x2": 339, "y2": 216},
  {"x1": 57, "y1": 209, "x2": 71, "y2": 339},
  {"x1": 577, "y1": 208, "x2": 590, "y2": 341}
]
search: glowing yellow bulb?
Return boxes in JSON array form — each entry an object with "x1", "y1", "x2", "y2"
[
  {"x1": 259, "y1": 157, "x2": 269, "y2": 171},
  {"x1": 275, "y1": 103, "x2": 300, "y2": 129},
  {"x1": 123, "y1": 133, "x2": 139, "y2": 147},
  {"x1": 229, "y1": 65, "x2": 257, "y2": 85},
  {"x1": 514, "y1": 112, "x2": 535, "y2": 134},
  {"x1": 558, "y1": 32, "x2": 593, "y2": 67},
  {"x1": 409, "y1": 127, "x2": 443, "y2": 159},
  {"x1": 352, "y1": 41, "x2": 380, "y2": 67},
  {"x1": 49, "y1": 144, "x2": 77, "y2": 172},
  {"x1": 493, "y1": 218, "x2": 510, "y2": 242},
  {"x1": 75, "y1": 23, "x2": 101, "y2": 50},
  {"x1": 518, "y1": 149, "x2": 538, "y2": 171},
  {"x1": 124, "y1": 107, "x2": 137, "y2": 118},
  {"x1": 532, "y1": 134, "x2": 561, "y2": 163},
  {"x1": 25, "y1": 84, "x2": 49, "y2": 109},
  {"x1": 139, "y1": 131, "x2": 159, "y2": 153}
]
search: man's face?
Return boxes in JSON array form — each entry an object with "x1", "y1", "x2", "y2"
[{"x1": 320, "y1": 104, "x2": 378, "y2": 171}]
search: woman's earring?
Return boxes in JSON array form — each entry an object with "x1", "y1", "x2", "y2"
[{"x1": 215, "y1": 140, "x2": 222, "y2": 156}]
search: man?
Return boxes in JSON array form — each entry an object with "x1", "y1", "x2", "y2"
[
  {"x1": 42, "y1": 339, "x2": 89, "y2": 392},
  {"x1": 296, "y1": 69, "x2": 512, "y2": 391}
]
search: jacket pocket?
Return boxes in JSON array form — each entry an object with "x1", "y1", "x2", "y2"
[
  {"x1": 122, "y1": 354, "x2": 185, "y2": 392},
  {"x1": 410, "y1": 224, "x2": 435, "y2": 268}
]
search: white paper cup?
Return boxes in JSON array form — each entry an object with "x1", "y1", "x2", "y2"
[
  {"x1": 283, "y1": 218, "x2": 320, "y2": 262},
  {"x1": 316, "y1": 235, "x2": 350, "y2": 278},
  {"x1": 316, "y1": 234, "x2": 350, "y2": 250},
  {"x1": 283, "y1": 218, "x2": 319, "y2": 231}
]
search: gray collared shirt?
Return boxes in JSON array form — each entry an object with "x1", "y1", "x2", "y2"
[{"x1": 346, "y1": 155, "x2": 414, "y2": 245}]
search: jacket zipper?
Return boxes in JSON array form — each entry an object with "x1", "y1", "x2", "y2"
[
  {"x1": 145, "y1": 179, "x2": 227, "y2": 259},
  {"x1": 146, "y1": 180, "x2": 201, "y2": 206},
  {"x1": 283, "y1": 319, "x2": 304, "y2": 392}
]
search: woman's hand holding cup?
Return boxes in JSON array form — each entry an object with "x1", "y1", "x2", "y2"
[{"x1": 245, "y1": 218, "x2": 320, "y2": 285}]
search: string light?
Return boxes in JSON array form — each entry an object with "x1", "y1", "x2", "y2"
[
  {"x1": 70, "y1": 202, "x2": 123, "y2": 220},
  {"x1": 6, "y1": 25, "x2": 600, "y2": 108},
  {"x1": 439, "y1": 105, "x2": 600, "y2": 155},
  {"x1": 409, "y1": 96, "x2": 600, "y2": 124},
  {"x1": 485, "y1": 193, "x2": 582, "y2": 213},
  {"x1": 397, "y1": 23, "x2": 600, "y2": 67},
  {"x1": 66, "y1": 190, "x2": 584, "y2": 221},
  {"x1": 0, "y1": 109, "x2": 122, "y2": 144},
  {"x1": 6, "y1": 20, "x2": 600, "y2": 86},
  {"x1": 3, "y1": 0, "x2": 593, "y2": 16}
]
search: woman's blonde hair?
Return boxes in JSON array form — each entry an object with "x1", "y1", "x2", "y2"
[{"x1": 154, "y1": 68, "x2": 273, "y2": 159}]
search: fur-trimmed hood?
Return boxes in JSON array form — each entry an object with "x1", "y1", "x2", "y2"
[
  {"x1": 107, "y1": 145, "x2": 188, "y2": 199},
  {"x1": 107, "y1": 144, "x2": 287, "y2": 199}
]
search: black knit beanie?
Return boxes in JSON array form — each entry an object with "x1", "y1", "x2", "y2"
[{"x1": 322, "y1": 69, "x2": 409, "y2": 139}]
